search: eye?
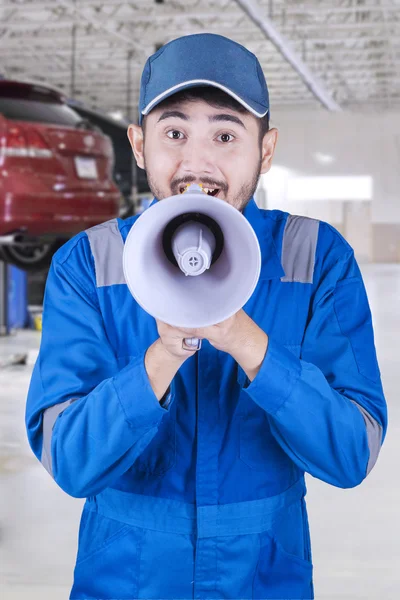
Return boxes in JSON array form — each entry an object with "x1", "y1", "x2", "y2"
[
  {"x1": 167, "y1": 130, "x2": 185, "y2": 140},
  {"x1": 217, "y1": 133, "x2": 234, "y2": 143}
]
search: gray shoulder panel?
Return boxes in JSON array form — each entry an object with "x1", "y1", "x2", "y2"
[
  {"x1": 280, "y1": 215, "x2": 320, "y2": 284},
  {"x1": 351, "y1": 400, "x2": 383, "y2": 476},
  {"x1": 41, "y1": 398, "x2": 79, "y2": 477},
  {"x1": 86, "y1": 218, "x2": 126, "y2": 287}
]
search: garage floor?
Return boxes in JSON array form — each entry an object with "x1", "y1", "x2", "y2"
[{"x1": 0, "y1": 264, "x2": 398, "y2": 600}]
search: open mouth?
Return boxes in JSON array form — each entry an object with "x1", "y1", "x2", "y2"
[{"x1": 179, "y1": 184, "x2": 220, "y2": 197}]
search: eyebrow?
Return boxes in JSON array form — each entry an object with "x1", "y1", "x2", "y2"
[
  {"x1": 209, "y1": 114, "x2": 246, "y2": 129},
  {"x1": 157, "y1": 110, "x2": 246, "y2": 129},
  {"x1": 158, "y1": 110, "x2": 189, "y2": 122}
]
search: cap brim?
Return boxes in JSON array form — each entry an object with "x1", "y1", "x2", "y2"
[{"x1": 140, "y1": 79, "x2": 268, "y2": 123}]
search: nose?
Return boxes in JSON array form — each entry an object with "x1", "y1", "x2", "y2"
[{"x1": 180, "y1": 137, "x2": 215, "y2": 176}]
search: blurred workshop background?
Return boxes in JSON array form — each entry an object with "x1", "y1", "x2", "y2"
[{"x1": 0, "y1": 1, "x2": 399, "y2": 599}]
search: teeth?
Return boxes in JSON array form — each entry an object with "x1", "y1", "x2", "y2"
[{"x1": 179, "y1": 185, "x2": 218, "y2": 195}]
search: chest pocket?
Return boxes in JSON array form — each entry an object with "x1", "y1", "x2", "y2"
[
  {"x1": 117, "y1": 356, "x2": 177, "y2": 477},
  {"x1": 237, "y1": 344, "x2": 301, "y2": 472}
]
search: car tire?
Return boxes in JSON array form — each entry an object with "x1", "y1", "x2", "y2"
[{"x1": 0, "y1": 238, "x2": 67, "y2": 272}]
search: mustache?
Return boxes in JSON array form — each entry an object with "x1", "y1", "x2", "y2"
[{"x1": 171, "y1": 176, "x2": 228, "y2": 194}]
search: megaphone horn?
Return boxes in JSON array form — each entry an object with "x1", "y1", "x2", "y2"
[{"x1": 123, "y1": 184, "x2": 261, "y2": 351}]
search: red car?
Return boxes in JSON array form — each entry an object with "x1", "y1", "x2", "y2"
[{"x1": 0, "y1": 80, "x2": 121, "y2": 270}]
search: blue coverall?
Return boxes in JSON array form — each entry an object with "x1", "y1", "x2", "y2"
[{"x1": 26, "y1": 196, "x2": 388, "y2": 599}]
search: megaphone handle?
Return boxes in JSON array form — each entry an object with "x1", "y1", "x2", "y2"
[{"x1": 182, "y1": 337, "x2": 202, "y2": 351}]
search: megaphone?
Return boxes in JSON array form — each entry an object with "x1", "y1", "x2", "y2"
[{"x1": 123, "y1": 184, "x2": 261, "y2": 350}]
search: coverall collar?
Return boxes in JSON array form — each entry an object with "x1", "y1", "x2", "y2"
[
  {"x1": 242, "y1": 197, "x2": 285, "y2": 281},
  {"x1": 149, "y1": 195, "x2": 285, "y2": 282}
]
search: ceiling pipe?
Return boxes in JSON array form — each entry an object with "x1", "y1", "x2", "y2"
[
  {"x1": 56, "y1": 0, "x2": 148, "y2": 57},
  {"x1": 233, "y1": 0, "x2": 342, "y2": 111}
]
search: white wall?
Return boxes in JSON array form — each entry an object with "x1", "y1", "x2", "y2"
[{"x1": 257, "y1": 109, "x2": 400, "y2": 262}]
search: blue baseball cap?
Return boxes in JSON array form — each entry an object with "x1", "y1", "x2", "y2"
[{"x1": 138, "y1": 33, "x2": 269, "y2": 125}]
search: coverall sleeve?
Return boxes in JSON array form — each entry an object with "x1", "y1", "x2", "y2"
[
  {"x1": 25, "y1": 237, "x2": 172, "y2": 498},
  {"x1": 242, "y1": 247, "x2": 388, "y2": 489}
]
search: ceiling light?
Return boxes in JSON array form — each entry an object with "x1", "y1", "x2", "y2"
[
  {"x1": 109, "y1": 111, "x2": 124, "y2": 121},
  {"x1": 314, "y1": 152, "x2": 335, "y2": 165}
]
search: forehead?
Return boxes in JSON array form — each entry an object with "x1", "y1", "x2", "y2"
[{"x1": 147, "y1": 98, "x2": 254, "y2": 122}]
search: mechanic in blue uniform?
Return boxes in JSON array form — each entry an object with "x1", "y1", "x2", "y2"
[{"x1": 26, "y1": 33, "x2": 388, "y2": 599}]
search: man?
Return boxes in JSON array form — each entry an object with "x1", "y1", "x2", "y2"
[{"x1": 26, "y1": 33, "x2": 388, "y2": 599}]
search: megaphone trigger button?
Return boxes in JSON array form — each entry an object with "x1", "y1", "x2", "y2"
[{"x1": 182, "y1": 337, "x2": 202, "y2": 351}]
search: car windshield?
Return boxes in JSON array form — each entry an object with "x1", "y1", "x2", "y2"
[{"x1": 0, "y1": 96, "x2": 83, "y2": 127}]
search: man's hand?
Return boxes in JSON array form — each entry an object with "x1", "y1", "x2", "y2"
[
  {"x1": 155, "y1": 311, "x2": 249, "y2": 359},
  {"x1": 176, "y1": 309, "x2": 255, "y2": 352},
  {"x1": 177, "y1": 309, "x2": 269, "y2": 382},
  {"x1": 156, "y1": 319, "x2": 200, "y2": 360}
]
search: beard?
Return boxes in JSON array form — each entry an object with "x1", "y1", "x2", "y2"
[{"x1": 143, "y1": 153, "x2": 262, "y2": 213}]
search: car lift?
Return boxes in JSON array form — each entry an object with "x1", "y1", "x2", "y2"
[
  {"x1": 0, "y1": 260, "x2": 8, "y2": 336},
  {"x1": 0, "y1": 260, "x2": 28, "y2": 367}
]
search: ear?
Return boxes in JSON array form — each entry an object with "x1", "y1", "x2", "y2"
[
  {"x1": 127, "y1": 124, "x2": 145, "y2": 169},
  {"x1": 260, "y1": 127, "x2": 278, "y2": 175}
]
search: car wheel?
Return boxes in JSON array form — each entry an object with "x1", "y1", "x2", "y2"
[{"x1": 0, "y1": 239, "x2": 66, "y2": 272}]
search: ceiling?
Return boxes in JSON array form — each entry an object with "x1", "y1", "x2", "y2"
[{"x1": 1, "y1": 0, "x2": 399, "y2": 121}]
